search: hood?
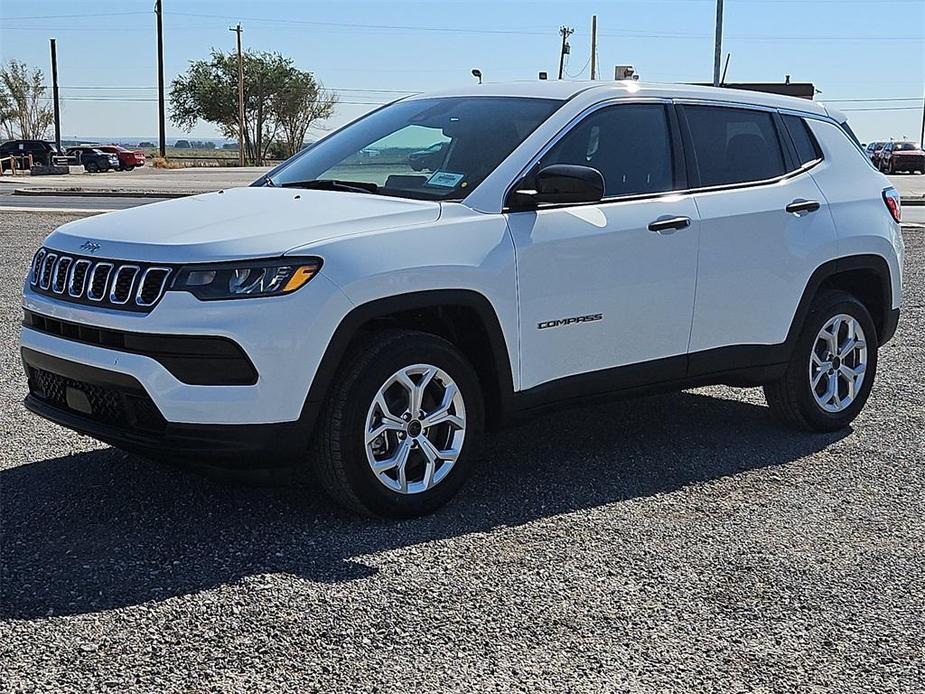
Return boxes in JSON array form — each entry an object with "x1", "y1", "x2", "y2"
[{"x1": 44, "y1": 187, "x2": 442, "y2": 263}]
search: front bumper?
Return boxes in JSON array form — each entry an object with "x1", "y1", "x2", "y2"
[
  {"x1": 21, "y1": 272, "x2": 353, "y2": 425},
  {"x1": 892, "y1": 156, "x2": 924, "y2": 172},
  {"x1": 23, "y1": 348, "x2": 307, "y2": 466}
]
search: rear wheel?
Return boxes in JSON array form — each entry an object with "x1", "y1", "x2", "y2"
[
  {"x1": 764, "y1": 290, "x2": 878, "y2": 432},
  {"x1": 312, "y1": 329, "x2": 484, "y2": 517},
  {"x1": 123, "y1": 165, "x2": 134, "y2": 171},
  {"x1": 85, "y1": 162, "x2": 99, "y2": 173}
]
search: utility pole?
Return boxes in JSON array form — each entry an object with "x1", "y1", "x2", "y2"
[
  {"x1": 712, "y1": 0, "x2": 724, "y2": 86},
  {"x1": 155, "y1": 0, "x2": 166, "y2": 158},
  {"x1": 590, "y1": 16, "x2": 597, "y2": 80},
  {"x1": 557, "y1": 26, "x2": 574, "y2": 80},
  {"x1": 49, "y1": 38, "x2": 61, "y2": 151},
  {"x1": 230, "y1": 24, "x2": 245, "y2": 167}
]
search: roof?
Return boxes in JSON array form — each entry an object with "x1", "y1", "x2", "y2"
[{"x1": 406, "y1": 80, "x2": 831, "y2": 118}]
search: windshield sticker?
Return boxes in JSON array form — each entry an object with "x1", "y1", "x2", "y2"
[{"x1": 426, "y1": 171, "x2": 464, "y2": 187}]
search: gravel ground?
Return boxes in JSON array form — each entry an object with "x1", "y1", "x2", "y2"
[{"x1": 1, "y1": 212, "x2": 922, "y2": 693}]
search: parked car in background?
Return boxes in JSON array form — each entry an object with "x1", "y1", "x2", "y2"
[
  {"x1": 408, "y1": 141, "x2": 449, "y2": 171},
  {"x1": 65, "y1": 146, "x2": 119, "y2": 173},
  {"x1": 865, "y1": 141, "x2": 885, "y2": 164},
  {"x1": 22, "y1": 82, "x2": 903, "y2": 517},
  {"x1": 94, "y1": 145, "x2": 145, "y2": 171},
  {"x1": 878, "y1": 141, "x2": 924, "y2": 174},
  {"x1": 0, "y1": 140, "x2": 60, "y2": 171}
]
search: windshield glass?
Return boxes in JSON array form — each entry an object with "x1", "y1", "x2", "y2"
[
  {"x1": 268, "y1": 96, "x2": 562, "y2": 201},
  {"x1": 894, "y1": 142, "x2": 919, "y2": 151}
]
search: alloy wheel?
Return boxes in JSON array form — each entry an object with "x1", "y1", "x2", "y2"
[
  {"x1": 809, "y1": 314, "x2": 868, "y2": 413},
  {"x1": 364, "y1": 364, "x2": 466, "y2": 494}
]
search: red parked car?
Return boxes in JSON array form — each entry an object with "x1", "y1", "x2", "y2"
[
  {"x1": 94, "y1": 145, "x2": 145, "y2": 171},
  {"x1": 878, "y1": 141, "x2": 924, "y2": 175}
]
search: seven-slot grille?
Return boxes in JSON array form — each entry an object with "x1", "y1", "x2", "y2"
[{"x1": 29, "y1": 248, "x2": 173, "y2": 312}]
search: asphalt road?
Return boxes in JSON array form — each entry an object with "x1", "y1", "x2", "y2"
[
  {"x1": 0, "y1": 194, "x2": 167, "y2": 212},
  {"x1": 1, "y1": 212, "x2": 923, "y2": 693}
]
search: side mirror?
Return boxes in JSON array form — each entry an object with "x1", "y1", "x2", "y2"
[{"x1": 508, "y1": 164, "x2": 604, "y2": 209}]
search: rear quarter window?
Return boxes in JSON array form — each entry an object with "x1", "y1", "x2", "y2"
[{"x1": 782, "y1": 115, "x2": 822, "y2": 167}]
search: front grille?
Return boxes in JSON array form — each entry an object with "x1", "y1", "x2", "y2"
[
  {"x1": 27, "y1": 365, "x2": 167, "y2": 433},
  {"x1": 29, "y1": 247, "x2": 174, "y2": 312}
]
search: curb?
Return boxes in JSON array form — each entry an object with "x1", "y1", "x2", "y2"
[{"x1": 11, "y1": 188, "x2": 196, "y2": 199}]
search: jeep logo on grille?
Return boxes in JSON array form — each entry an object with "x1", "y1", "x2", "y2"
[{"x1": 79, "y1": 241, "x2": 101, "y2": 254}]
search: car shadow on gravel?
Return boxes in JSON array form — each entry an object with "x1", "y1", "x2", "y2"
[{"x1": 1, "y1": 390, "x2": 848, "y2": 619}]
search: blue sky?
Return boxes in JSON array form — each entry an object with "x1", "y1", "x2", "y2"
[{"x1": 1, "y1": 0, "x2": 922, "y2": 143}]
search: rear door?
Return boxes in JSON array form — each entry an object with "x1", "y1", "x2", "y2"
[
  {"x1": 509, "y1": 101, "x2": 701, "y2": 390},
  {"x1": 678, "y1": 103, "x2": 837, "y2": 360}
]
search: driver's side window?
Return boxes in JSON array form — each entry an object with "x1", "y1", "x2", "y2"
[{"x1": 539, "y1": 104, "x2": 675, "y2": 198}]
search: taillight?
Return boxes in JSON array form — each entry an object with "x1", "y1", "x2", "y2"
[{"x1": 882, "y1": 187, "x2": 901, "y2": 223}]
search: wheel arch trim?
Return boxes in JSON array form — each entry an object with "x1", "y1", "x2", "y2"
[
  {"x1": 296, "y1": 289, "x2": 516, "y2": 436},
  {"x1": 787, "y1": 253, "x2": 896, "y2": 348}
]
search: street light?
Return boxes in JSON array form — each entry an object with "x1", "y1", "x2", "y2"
[{"x1": 471, "y1": 68, "x2": 482, "y2": 84}]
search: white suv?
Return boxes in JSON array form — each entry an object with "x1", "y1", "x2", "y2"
[{"x1": 21, "y1": 82, "x2": 904, "y2": 517}]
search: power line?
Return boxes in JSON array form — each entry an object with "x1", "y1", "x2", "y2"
[
  {"x1": 839, "y1": 106, "x2": 922, "y2": 112},
  {"x1": 0, "y1": 11, "x2": 149, "y2": 21},
  {"x1": 821, "y1": 97, "x2": 923, "y2": 103}
]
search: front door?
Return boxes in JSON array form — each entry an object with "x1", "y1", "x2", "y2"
[{"x1": 509, "y1": 102, "x2": 700, "y2": 391}]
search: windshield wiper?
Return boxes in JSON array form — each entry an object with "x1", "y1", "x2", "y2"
[{"x1": 277, "y1": 179, "x2": 378, "y2": 194}]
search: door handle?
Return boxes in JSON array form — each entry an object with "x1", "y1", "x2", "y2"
[
  {"x1": 785, "y1": 199, "x2": 821, "y2": 214},
  {"x1": 647, "y1": 216, "x2": 691, "y2": 234}
]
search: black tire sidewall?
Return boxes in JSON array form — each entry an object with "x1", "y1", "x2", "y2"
[
  {"x1": 330, "y1": 335, "x2": 484, "y2": 517},
  {"x1": 790, "y1": 293, "x2": 879, "y2": 430}
]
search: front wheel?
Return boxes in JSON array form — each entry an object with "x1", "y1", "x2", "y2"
[
  {"x1": 312, "y1": 329, "x2": 484, "y2": 517},
  {"x1": 764, "y1": 290, "x2": 878, "y2": 432}
]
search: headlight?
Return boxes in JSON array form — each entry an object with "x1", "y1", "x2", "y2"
[{"x1": 172, "y1": 257, "x2": 322, "y2": 300}]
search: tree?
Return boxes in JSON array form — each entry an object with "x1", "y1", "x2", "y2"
[
  {"x1": 272, "y1": 71, "x2": 336, "y2": 158},
  {"x1": 0, "y1": 60, "x2": 54, "y2": 140},
  {"x1": 169, "y1": 50, "x2": 335, "y2": 165}
]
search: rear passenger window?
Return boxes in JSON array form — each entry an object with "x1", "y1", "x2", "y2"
[
  {"x1": 539, "y1": 104, "x2": 674, "y2": 197},
  {"x1": 683, "y1": 105, "x2": 785, "y2": 186},
  {"x1": 783, "y1": 115, "x2": 821, "y2": 166}
]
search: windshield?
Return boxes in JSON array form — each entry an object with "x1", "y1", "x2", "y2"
[
  {"x1": 268, "y1": 96, "x2": 562, "y2": 201},
  {"x1": 894, "y1": 142, "x2": 920, "y2": 151}
]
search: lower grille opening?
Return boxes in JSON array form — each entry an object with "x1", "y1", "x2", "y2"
[{"x1": 27, "y1": 366, "x2": 166, "y2": 433}]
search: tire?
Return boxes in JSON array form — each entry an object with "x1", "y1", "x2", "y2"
[
  {"x1": 123, "y1": 165, "x2": 134, "y2": 172},
  {"x1": 85, "y1": 162, "x2": 99, "y2": 173},
  {"x1": 764, "y1": 290, "x2": 878, "y2": 432},
  {"x1": 312, "y1": 329, "x2": 484, "y2": 517}
]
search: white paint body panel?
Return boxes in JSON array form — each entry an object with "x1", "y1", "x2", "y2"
[
  {"x1": 510, "y1": 196, "x2": 700, "y2": 388},
  {"x1": 805, "y1": 119, "x2": 904, "y2": 308},
  {"x1": 689, "y1": 173, "x2": 838, "y2": 351}
]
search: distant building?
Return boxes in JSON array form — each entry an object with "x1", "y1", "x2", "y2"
[{"x1": 695, "y1": 82, "x2": 816, "y2": 100}]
